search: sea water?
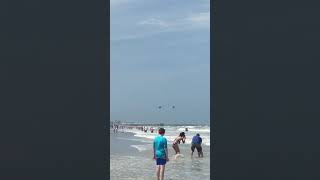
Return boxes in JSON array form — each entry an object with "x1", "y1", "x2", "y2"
[
  {"x1": 110, "y1": 125, "x2": 210, "y2": 180},
  {"x1": 123, "y1": 125, "x2": 210, "y2": 146}
]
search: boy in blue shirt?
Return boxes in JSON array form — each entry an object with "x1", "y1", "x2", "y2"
[{"x1": 153, "y1": 128, "x2": 169, "y2": 180}]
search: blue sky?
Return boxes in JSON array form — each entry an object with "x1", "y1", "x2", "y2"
[{"x1": 111, "y1": 0, "x2": 210, "y2": 124}]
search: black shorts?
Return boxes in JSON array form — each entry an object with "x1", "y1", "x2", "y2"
[{"x1": 191, "y1": 144, "x2": 202, "y2": 152}]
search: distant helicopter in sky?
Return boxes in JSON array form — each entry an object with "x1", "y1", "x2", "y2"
[{"x1": 156, "y1": 104, "x2": 176, "y2": 111}]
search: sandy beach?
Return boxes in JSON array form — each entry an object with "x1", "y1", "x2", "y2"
[{"x1": 110, "y1": 129, "x2": 210, "y2": 180}]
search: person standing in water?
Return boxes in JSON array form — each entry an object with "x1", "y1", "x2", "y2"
[
  {"x1": 153, "y1": 128, "x2": 169, "y2": 180},
  {"x1": 114, "y1": 124, "x2": 118, "y2": 133},
  {"x1": 191, "y1": 133, "x2": 203, "y2": 158},
  {"x1": 172, "y1": 132, "x2": 186, "y2": 156}
]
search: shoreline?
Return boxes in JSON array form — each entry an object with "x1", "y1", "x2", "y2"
[
  {"x1": 110, "y1": 126, "x2": 211, "y2": 147},
  {"x1": 110, "y1": 130, "x2": 210, "y2": 180},
  {"x1": 110, "y1": 122, "x2": 210, "y2": 127},
  {"x1": 110, "y1": 132, "x2": 145, "y2": 155},
  {"x1": 110, "y1": 130, "x2": 210, "y2": 156}
]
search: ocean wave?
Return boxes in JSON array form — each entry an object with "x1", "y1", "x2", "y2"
[
  {"x1": 130, "y1": 145, "x2": 149, "y2": 152},
  {"x1": 122, "y1": 127, "x2": 210, "y2": 146},
  {"x1": 177, "y1": 128, "x2": 210, "y2": 133},
  {"x1": 116, "y1": 137, "x2": 151, "y2": 143}
]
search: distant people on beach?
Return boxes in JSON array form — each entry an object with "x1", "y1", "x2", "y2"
[
  {"x1": 113, "y1": 124, "x2": 118, "y2": 133},
  {"x1": 172, "y1": 132, "x2": 186, "y2": 157},
  {"x1": 185, "y1": 128, "x2": 188, "y2": 132},
  {"x1": 153, "y1": 128, "x2": 169, "y2": 180},
  {"x1": 191, "y1": 133, "x2": 203, "y2": 158},
  {"x1": 150, "y1": 127, "x2": 154, "y2": 133}
]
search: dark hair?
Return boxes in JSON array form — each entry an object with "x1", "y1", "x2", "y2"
[
  {"x1": 179, "y1": 132, "x2": 185, "y2": 137},
  {"x1": 196, "y1": 133, "x2": 200, "y2": 136},
  {"x1": 158, "y1": 128, "x2": 165, "y2": 135}
]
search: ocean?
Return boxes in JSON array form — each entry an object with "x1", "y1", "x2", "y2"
[{"x1": 110, "y1": 125, "x2": 210, "y2": 180}]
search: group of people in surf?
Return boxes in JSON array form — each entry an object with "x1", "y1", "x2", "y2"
[
  {"x1": 153, "y1": 128, "x2": 204, "y2": 180},
  {"x1": 113, "y1": 124, "x2": 157, "y2": 134},
  {"x1": 140, "y1": 126, "x2": 155, "y2": 133},
  {"x1": 171, "y1": 131, "x2": 203, "y2": 158},
  {"x1": 112, "y1": 124, "x2": 128, "y2": 133}
]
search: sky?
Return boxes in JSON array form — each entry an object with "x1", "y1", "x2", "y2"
[{"x1": 110, "y1": 0, "x2": 210, "y2": 125}]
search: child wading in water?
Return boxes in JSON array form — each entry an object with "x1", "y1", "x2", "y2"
[
  {"x1": 172, "y1": 132, "x2": 186, "y2": 158},
  {"x1": 153, "y1": 128, "x2": 169, "y2": 180}
]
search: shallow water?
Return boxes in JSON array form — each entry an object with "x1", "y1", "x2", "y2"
[{"x1": 110, "y1": 132, "x2": 210, "y2": 180}]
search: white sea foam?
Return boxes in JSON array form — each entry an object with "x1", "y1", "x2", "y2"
[
  {"x1": 121, "y1": 125, "x2": 211, "y2": 146},
  {"x1": 130, "y1": 145, "x2": 149, "y2": 152},
  {"x1": 178, "y1": 128, "x2": 210, "y2": 133},
  {"x1": 116, "y1": 137, "x2": 151, "y2": 143}
]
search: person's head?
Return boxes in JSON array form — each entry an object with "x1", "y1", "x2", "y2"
[
  {"x1": 196, "y1": 133, "x2": 200, "y2": 136},
  {"x1": 179, "y1": 132, "x2": 185, "y2": 137},
  {"x1": 158, "y1": 128, "x2": 165, "y2": 135}
]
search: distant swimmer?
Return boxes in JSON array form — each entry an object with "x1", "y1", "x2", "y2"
[
  {"x1": 185, "y1": 128, "x2": 188, "y2": 132},
  {"x1": 114, "y1": 125, "x2": 118, "y2": 133},
  {"x1": 153, "y1": 128, "x2": 169, "y2": 180},
  {"x1": 113, "y1": 125, "x2": 116, "y2": 133},
  {"x1": 191, "y1": 133, "x2": 203, "y2": 158},
  {"x1": 172, "y1": 132, "x2": 186, "y2": 158},
  {"x1": 150, "y1": 127, "x2": 154, "y2": 133}
]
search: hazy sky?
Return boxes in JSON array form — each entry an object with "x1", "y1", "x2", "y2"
[{"x1": 111, "y1": 0, "x2": 210, "y2": 124}]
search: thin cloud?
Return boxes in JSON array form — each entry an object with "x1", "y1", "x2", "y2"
[
  {"x1": 138, "y1": 18, "x2": 170, "y2": 28},
  {"x1": 110, "y1": 0, "x2": 129, "y2": 6},
  {"x1": 112, "y1": 0, "x2": 210, "y2": 41},
  {"x1": 113, "y1": 13, "x2": 209, "y2": 41},
  {"x1": 136, "y1": 12, "x2": 210, "y2": 30},
  {"x1": 112, "y1": 29, "x2": 172, "y2": 41},
  {"x1": 186, "y1": 12, "x2": 210, "y2": 28},
  {"x1": 110, "y1": 0, "x2": 144, "y2": 8}
]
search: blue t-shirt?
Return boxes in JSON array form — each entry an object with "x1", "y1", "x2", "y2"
[
  {"x1": 153, "y1": 135, "x2": 167, "y2": 159},
  {"x1": 192, "y1": 136, "x2": 202, "y2": 144}
]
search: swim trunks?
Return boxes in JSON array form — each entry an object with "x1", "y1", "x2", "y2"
[
  {"x1": 191, "y1": 144, "x2": 202, "y2": 152},
  {"x1": 156, "y1": 158, "x2": 166, "y2": 165}
]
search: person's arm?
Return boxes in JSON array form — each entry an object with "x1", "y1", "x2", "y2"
[
  {"x1": 182, "y1": 136, "x2": 186, "y2": 144},
  {"x1": 165, "y1": 147, "x2": 169, "y2": 161},
  {"x1": 165, "y1": 139, "x2": 169, "y2": 161},
  {"x1": 153, "y1": 140, "x2": 156, "y2": 160}
]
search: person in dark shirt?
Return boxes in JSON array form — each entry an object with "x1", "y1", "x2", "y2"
[{"x1": 191, "y1": 133, "x2": 203, "y2": 158}]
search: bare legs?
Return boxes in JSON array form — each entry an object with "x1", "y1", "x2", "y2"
[
  {"x1": 173, "y1": 145, "x2": 181, "y2": 159},
  {"x1": 191, "y1": 148, "x2": 203, "y2": 158},
  {"x1": 173, "y1": 144, "x2": 180, "y2": 154},
  {"x1": 159, "y1": 165, "x2": 165, "y2": 180},
  {"x1": 156, "y1": 165, "x2": 165, "y2": 180},
  {"x1": 156, "y1": 166, "x2": 160, "y2": 180},
  {"x1": 197, "y1": 150, "x2": 203, "y2": 157}
]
